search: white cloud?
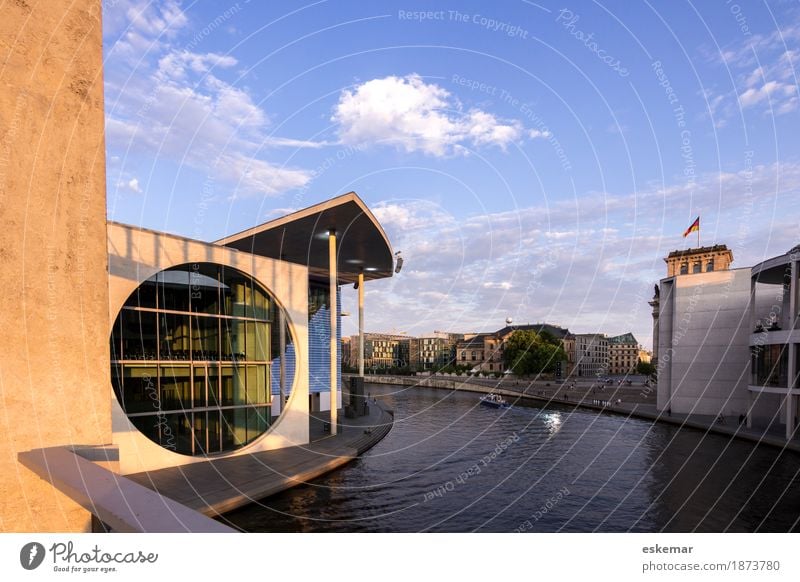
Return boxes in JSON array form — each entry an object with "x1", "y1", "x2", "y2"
[
  {"x1": 126, "y1": 178, "x2": 142, "y2": 193},
  {"x1": 332, "y1": 74, "x2": 525, "y2": 156},
  {"x1": 709, "y1": 19, "x2": 800, "y2": 120},
  {"x1": 529, "y1": 128, "x2": 553, "y2": 139}
]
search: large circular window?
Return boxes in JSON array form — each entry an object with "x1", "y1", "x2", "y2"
[{"x1": 110, "y1": 263, "x2": 294, "y2": 456}]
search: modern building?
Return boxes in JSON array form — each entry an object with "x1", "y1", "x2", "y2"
[
  {"x1": 410, "y1": 332, "x2": 463, "y2": 370},
  {"x1": 108, "y1": 193, "x2": 395, "y2": 473},
  {"x1": 608, "y1": 332, "x2": 641, "y2": 375},
  {"x1": 748, "y1": 245, "x2": 799, "y2": 438},
  {"x1": 363, "y1": 333, "x2": 411, "y2": 369},
  {"x1": 655, "y1": 242, "x2": 752, "y2": 418},
  {"x1": 574, "y1": 333, "x2": 609, "y2": 378}
]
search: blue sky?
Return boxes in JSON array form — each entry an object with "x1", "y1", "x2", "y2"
[{"x1": 103, "y1": 1, "x2": 800, "y2": 347}]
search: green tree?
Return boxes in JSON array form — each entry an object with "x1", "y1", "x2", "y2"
[
  {"x1": 636, "y1": 360, "x2": 656, "y2": 376},
  {"x1": 503, "y1": 330, "x2": 567, "y2": 375}
]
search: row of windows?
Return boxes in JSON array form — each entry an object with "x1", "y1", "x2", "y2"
[
  {"x1": 129, "y1": 407, "x2": 270, "y2": 456},
  {"x1": 112, "y1": 363, "x2": 271, "y2": 414},
  {"x1": 679, "y1": 260, "x2": 715, "y2": 274}
]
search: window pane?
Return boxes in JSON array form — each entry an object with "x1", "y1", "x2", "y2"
[
  {"x1": 246, "y1": 407, "x2": 270, "y2": 443},
  {"x1": 189, "y1": 264, "x2": 220, "y2": 314},
  {"x1": 207, "y1": 410, "x2": 221, "y2": 453},
  {"x1": 158, "y1": 268, "x2": 191, "y2": 312},
  {"x1": 191, "y1": 315, "x2": 219, "y2": 360},
  {"x1": 246, "y1": 365, "x2": 269, "y2": 405},
  {"x1": 160, "y1": 313, "x2": 191, "y2": 360},
  {"x1": 160, "y1": 365, "x2": 192, "y2": 410},
  {"x1": 221, "y1": 318, "x2": 246, "y2": 361},
  {"x1": 220, "y1": 365, "x2": 245, "y2": 406},
  {"x1": 221, "y1": 268, "x2": 251, "y2": 318},
  {"x1": 222, "y1": 408, "x2": 248, "y2": 450},
  {"x1": 253, "y1": 287, "x2": 270, "y2": 320},
  {"x1": 192, "y1": 412, "x2": 207, "y2": 455},
  {"x1": 243, "y1": 321, "x2": 270, "y2": 361},
  {"x1": 193, "y1": 366, "x2": 206, "y2": 408},
  {"x1": 208, "y1": 364, "x2": 220, "y2": 408},
  {"x1": 120, "y1": 309, "x2": 158, "y2": 360},
  {"x1": 122, "y1": 365, "x2": 158, "y2": 413},
  {"x1": 161, "y1": 412, "x2": 192, "y2": 455},
  {"x1": 124, "y1": 276, "x2": 157, "y2": 309}
]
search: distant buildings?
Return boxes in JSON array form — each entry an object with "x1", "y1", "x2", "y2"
[
  {"x1": 410, "y1": 332, "x2": 464, "y2": 370},
  {"x1": 455, "y1": 323, "x2": 572, "y2": 374},
  {"x1": 574, "y1": 333, "x2": 609, "y2": 377},
  {"x1": 608, "y1": 332, "x2": 641, "y2": 375},
  {"x1": 362, "y1": 333, "x2": 411, "y2": 369}
]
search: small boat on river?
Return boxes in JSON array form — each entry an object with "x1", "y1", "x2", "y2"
[{"x1": 479, "y1": 394, "x2": 509, "y2": 408}]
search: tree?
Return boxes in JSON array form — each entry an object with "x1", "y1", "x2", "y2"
[
  {"x1": 503, "y1": 330, "x2": 567, "y2": 375},
  {"x1": 636, "y1": 360, "x2": 656, "y2": 376}
]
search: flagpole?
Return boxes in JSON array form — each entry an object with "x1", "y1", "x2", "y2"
[{"x1": 697, "y1": 223, "x2": 700, "y2": 248}]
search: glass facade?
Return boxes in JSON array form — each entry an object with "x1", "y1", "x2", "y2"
[
  {"x1": 751, "y1": 344, "x2": 789, "y2": 387},
  {"x1": 111, "y1": 263, "x2": 290, "y2": 456}
]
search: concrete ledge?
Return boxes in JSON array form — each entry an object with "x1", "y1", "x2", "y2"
[{"x1": 18, "y1": 446, "x2": 235, "y2": 533}]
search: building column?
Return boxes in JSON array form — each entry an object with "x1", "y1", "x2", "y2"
[
  {"x1": 358, "y1": 270, "x2": 365, "y2": 377},
  {"x1": 329, "y1": 230, "x2": 338, "y2": 435},
  {"x1": 786, "y1": 393, "x2": 795, "y2": 440},
  {"x1": 747, "y1": 390, "x2": 753, "y2": 429}
]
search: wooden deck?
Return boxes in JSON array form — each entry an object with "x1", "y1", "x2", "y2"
[{"x1": 127, "y1": 403, "x2": 393, "y2": 519}]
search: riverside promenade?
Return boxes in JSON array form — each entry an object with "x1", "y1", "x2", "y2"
[
  {"x1": 355, "y1": 374, "x2": 800, "y2": 453},
  {"x1": 127, "y1": 401, "x2": 393, "y2": 520}
]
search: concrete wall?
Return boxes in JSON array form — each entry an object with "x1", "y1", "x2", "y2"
[
  {"x1": 657, "y1": 269, "x2": 751, "y2": 416},
  {"x1": 0, "y1": 0, "x2": 110, "y2": 532},
  {"x1": 107, "y1": 223, "x2": 310, "y2": 474}
]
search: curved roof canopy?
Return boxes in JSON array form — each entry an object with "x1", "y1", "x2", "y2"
[
  {"x1": 751, "y1": 244, "x2": 799, "y2": 284},
  {"x1": 216, "y1": 192, "x2": 394, "y2": 283}
]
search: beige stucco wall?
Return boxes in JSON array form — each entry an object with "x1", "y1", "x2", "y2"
[
  {"x1": 107, "y1": 222, "x2": 310, "y2": 474},
  {"x1": 0, "y1": 0, "x2": 110, "y2": 532}
]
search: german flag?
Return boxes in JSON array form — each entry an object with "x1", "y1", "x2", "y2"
[{"x1": 683, "y1": 216, "x2": 700, "y2": 238}]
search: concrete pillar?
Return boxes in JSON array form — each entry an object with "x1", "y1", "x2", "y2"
[
  {"x1": 329, "y1": 230, "x2": 338, "y2": 435},
  {"x1": 358, "y1": 270, "x2": 365, "y2": 377},
  {"x1": 747, "y1": 391, "x2": 753, "y2": 429},
  {"x1": 786, "y1": 393, "x2": 795, "y2": 440},
  {"x1": 0, "y1": 0, "x2": 111, "y2": 532}
]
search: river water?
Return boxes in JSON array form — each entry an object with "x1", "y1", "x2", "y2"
[{"x1": 224, "y1": 383, "x2": 800, "y2": 532}]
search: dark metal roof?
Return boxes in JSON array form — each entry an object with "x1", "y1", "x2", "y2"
[
  {"x1": 608, "y1": 332, "x2": 638, "y2": 345},
  {"x1": 216, "y1": 192, "x2": 394, "y2": 283}
]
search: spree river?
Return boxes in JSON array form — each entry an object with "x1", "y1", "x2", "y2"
[{"x1": 224, "y1": 384, "x2": 800, "y2": 532}]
